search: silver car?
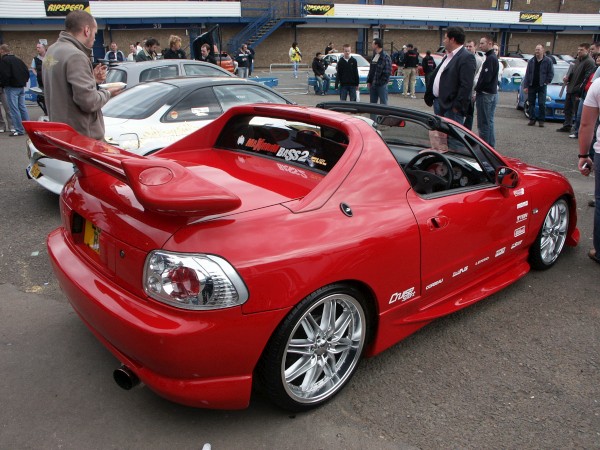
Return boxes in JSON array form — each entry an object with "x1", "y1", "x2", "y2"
[{"x1": 104, "y1": 59, "x2": 234, "y2": 89}]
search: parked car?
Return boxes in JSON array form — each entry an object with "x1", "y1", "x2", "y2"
[
  {"x1": 393, "y1": 53, "x2": 444, "y2": 77},
  {"x1": 212, "y1": 51, "x2": 237, "y2": 73},
  {"x1": 554, "y1": 54, "x2": 575, "y2": 63},
  {"x1": 26, "y1": 77, "x2": 291, "y2": 194},
  {"x1": 506, "y1": 52, "x2": 534, "y2": 61},
  {"x1": 104, "y1": 59, "x2": 233, "y2": 89},
  {"x1": 516, "y1": 64, "x2": 569, "y2": 121},
  {"x1": 27, "y1": 101, "x2": 579, "y2": 411},
  {"x1": 323, "y1": 52, "x2": 370, "y2": 79},
  {"x1": 499, "y1": 57, "x2": 528, "y2": 79}
]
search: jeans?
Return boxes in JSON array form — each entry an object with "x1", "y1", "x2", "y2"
[
  {"x1": 315, "y1": 75, "x2": 330, "y2": 94},
  {"x1": 433, "y1": 98, "x2": 465, "y2": 124},
  {"x1": 369, "y1": 83, "x2": 388, "y2": 105},
  {"x1": 403, "y1": 67, "x2": 417, "y2": 95},
  {"x1": 237, "y1": 67, "x2": 249, "y2": 78},
  {"x1": 594, "y1": 153, "x2": 600, "y2": 254},
  {"x1": 476, "y1": 92, "x2": 497, "y2": 148},
  {"x1": 463, "y1": 98, "x2": 475, "y2": 130},
  {"x1": 563, "y1": 92, "x2": 577, "y2": 127},
  {"x1": 0, "y1": 87, "x2": 14, "y2": 131},
  {"x1": 292, "y1": 61, "x2": 299, "y2": 78},
  {"x1": 572, "y1": 94, "x2": 585, "y2": 135},
  {"x1": 339, "y1": 85, "x2": 357, "y2": 101},
  {"x1": 4, "y1": 86, "x2": 29, "y2": 134},
  {"x1": 527, "y1": 84, "x2": 547, "y2": 122}
]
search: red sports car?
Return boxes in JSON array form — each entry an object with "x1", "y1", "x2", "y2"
[{"x1": 25, "y1": 102, "x2": 579, "y2": 412}]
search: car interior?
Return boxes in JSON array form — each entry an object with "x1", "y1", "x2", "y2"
[{"x1": 215, "y1": 105, "x2": 505, "y2": 197}]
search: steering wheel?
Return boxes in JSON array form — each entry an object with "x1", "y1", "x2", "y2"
[{"x1": 405, "y1": 150, "x2": 453, "y2": 194}]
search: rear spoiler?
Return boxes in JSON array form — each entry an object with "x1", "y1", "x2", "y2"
[{"x1": 23, "y1": 121, "x2": 241, "y2": 216}]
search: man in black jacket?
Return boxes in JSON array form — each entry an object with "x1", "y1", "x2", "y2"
[
  {"x1": 475, "y1": 35, "x2": 499, "y2": 147},
  {"x1": 522, "y1": 44, "x2": 554, "y2": 127},
  {"x1": 421, "y1": 50, "x2": 437, "y2": 87},
  {"x1": 424, "y1": 27, "x2": 476, "y2": 125},
  {"x1": 0, "y1": 44, "x2": 30, "y2": 136},
  {"x1": 557, "y1": 43, "x2": 595, "y2": 132},
  {"x1": 402, "y1": 44, "x2": 419, "y2": 98},
  {"x1": 335, "y1": 44, "x2": 359, "y2": 101},
  {"x1": 311, "y1": 52, "x2": 330, "y2": 95}
]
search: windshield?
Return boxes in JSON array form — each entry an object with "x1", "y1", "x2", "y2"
[
  {"x1": 103, "y1": 83, "x2": 178, "y2": 119},
  {"x1": 353, "y1": 54, "x2": 370, "y2": 67},
  {"x1": 551, "y1": 66, "x2": 569, "y2": 84},
  {"x1": 505, "y1": 59, "x2": 527, "y2": 67}
]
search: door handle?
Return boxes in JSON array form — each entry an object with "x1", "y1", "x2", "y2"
[{"x1": 427, "y1": 216, "x2": 449, "y2": 230}]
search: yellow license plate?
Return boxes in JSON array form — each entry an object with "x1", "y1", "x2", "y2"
[
  {"x1": 29, "y1": 163, "x2": 41, "y2": 179},
  {"x1": 83, "y1": 220, "x2": 101, "y2": 254}
]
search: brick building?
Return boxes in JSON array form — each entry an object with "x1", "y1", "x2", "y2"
[{"x1": 0, "y1": 0, "x2": 598, "y2": 68}]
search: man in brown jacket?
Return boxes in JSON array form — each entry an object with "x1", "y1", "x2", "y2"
[{"x1": 43, "y1": 10, "x2": 122, "y2": 140}]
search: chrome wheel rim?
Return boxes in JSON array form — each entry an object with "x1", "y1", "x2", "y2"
[
  {"x1": 282, "y1": 293, "x2": 365, "y2": 404},
  {"x1": 540, "y1": 199, "x2": 569, "y2": 265}
]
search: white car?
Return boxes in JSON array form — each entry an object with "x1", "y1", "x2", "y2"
[
  {"x1": 323, "y1": 53, "x2": 371, "y2": 79},
  {"x1": 499, "y1": 57, "x2": 528, "y2": 79},
  {"x1": 26, "y1": 77, "x2": 291, "y2": 194}
]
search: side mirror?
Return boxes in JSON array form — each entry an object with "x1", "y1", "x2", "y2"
[{"x1": 495, "y1": 166, "x2": 519, "y2": 189}]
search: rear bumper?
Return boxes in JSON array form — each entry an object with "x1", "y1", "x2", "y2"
[
  {"x1": 47, "y1": 227, "x2": 289, "y2": 409},
  {"x1": 26, "y1": 140, "x2": 73, "y2": 195}
]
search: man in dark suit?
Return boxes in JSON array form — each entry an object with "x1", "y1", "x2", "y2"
[{"x1": 424, "y1": 27, "x2": 476, "y2": 125}]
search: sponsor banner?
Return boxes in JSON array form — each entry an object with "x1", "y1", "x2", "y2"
[
  {"x1": 304, "y1": 3, "x2": 335, "y2": 16},
  {"x1": 44, "y1": 1, "x2": 90, "y2": 16},
  {"x1": 519, "y1": 12, "x2": 543, "y2": 24}
]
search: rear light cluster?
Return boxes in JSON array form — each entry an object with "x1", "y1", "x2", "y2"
[{"x1": 143, "y1": 251, "x2": 248, "y2": 310}]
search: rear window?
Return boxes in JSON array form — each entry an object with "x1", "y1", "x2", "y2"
[
  {"x1": 183, "y1": 63, "x2": 230, "y2": 77},
  {"x1": 215, "y1": 115, "x2": 348, "y2": 174},
  {"x1": 213, "y1": 85, "x2": 288, "y2": 111},
  {"x1": 139, "y1": 65, "x2": 179, "y2": 82},
  {"x1": 103, "y1": 83, "x2": 178, "y2": 119},
  {"x1": 105, "y1": 68, "x2": 127, "y2": 84}
]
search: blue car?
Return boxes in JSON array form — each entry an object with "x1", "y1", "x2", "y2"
[{"x1": 516, "y1": 64, "x2": 570, "y2": 122}]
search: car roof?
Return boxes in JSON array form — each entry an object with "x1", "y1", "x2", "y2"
[
  {"x1": 122, "y1": 76, "x2": 292, "y2": 102},
  {"x1": 148, "y1": 76, "x2": 259, "y2": 88},
  {"x1": 108, "y1": 59, "x2": 232, "y2": 74}
]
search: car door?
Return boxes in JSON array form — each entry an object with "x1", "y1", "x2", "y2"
[{"x1": 406, "y1": 129, "x2": 530, "y2": 296}]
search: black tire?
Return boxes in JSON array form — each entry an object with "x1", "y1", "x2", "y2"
[
  {"x1": 529, "y1": 197, "x2": 569, "y2": 270},
  {"x1": 523, "y1": 99, "x2": 531, "y2": 118},
  {"x1": 257, "y1": 284, "x2": 369, "y2": 412},
  {"x1": 516, "y1": 92, "x2": 523, "y2": 110}
]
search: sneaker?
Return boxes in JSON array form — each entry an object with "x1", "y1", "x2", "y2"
[
  {"x1": 556, "y1": 125, "x2": 571, "y2": 132},
  {"x1": 9, "y1": 131, "x2": 24, "y2": 136},
  {"x1": 569, "y1": 133, "x2": 577, "y2": 138},
  {"x1": 410, "y1": 94, "x2": 417, "y2": 99},
  {"x1": 527, "y1": 120, "x2": 536, "y2": 126},
  {"x1": 588, "y1": 249, "x2": 600, "y2": 264},
  {"x1": 0, "y1": 129, "x2": 4, "y2": 133},
  {"x1": 589, "y1": 200, "x2": 596, "y2": 207},
  {"x1": 538, "y1": 122, "x2": 544, "y2": 128}
]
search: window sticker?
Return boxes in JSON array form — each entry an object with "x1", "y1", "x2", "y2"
[{"x1": 191, "y1": 107, "x2": 210, "y2": 117}]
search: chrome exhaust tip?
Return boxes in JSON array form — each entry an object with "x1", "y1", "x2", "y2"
[{"x1": 113, "y1": 365, "x2": 140, "y2": 390}]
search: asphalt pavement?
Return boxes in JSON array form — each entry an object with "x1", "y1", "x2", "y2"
[{"x1": 0, "y1": 81, "x2": 598, "y2": 449}]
